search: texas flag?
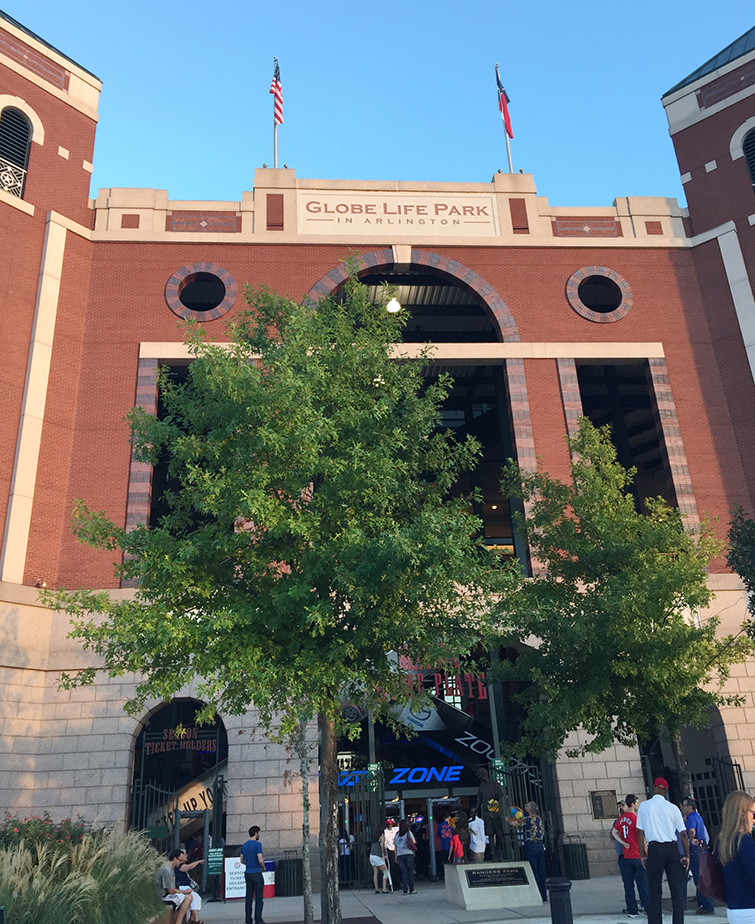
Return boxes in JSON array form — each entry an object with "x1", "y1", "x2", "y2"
[{"x1": 495, "y1": 65, "x2": 513, "y2": 139}]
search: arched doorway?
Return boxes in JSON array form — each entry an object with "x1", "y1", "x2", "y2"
[
  {"x1": 131, "y1": 698, "x2": 228, "y2": 852},
  {"x1": 317, "y1": 252, "x2": 527, "y2": 564},
  {"x1": 318, "y1": 255, "x2": 551, "y2": 860}
]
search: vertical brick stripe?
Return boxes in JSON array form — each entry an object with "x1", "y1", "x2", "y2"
[
  {"x1": 266, "y1": 194, "x2": 284, "y2": 231},
  {"x1": 509, "y1": 198, "x2": 529, "y2": 234},
  {"x1": 646, "y1": 358, "x2": 700, "y2": 529},
  {"x1": 504, "y1": 358, "x2": 543, "y2": 575},
  {"x1": 556, "y1": 358, "x2": 583, "y2": 440},
  {"x1": 121, "y1": 358, "x2": 159, "y2": 587}
]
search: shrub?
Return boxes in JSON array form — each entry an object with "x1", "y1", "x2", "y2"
[
  {"x1": 0, "y1": 812, "x2": 90, "y2": 853},
  {"x1": 0, "y1": 827, "x2": 166, "y2": 924}
]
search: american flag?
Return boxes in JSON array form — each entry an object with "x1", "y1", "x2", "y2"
[
  {"x1": 495, "y1": 65, "x2": 513, "y2": 139},
  {"x1": 270, "y1": 57, "x2": 283, "y2": 126}
]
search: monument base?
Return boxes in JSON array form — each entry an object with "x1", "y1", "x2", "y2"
[{"x1": 444, "y1": 860, "x2": 543, "y2": 910}]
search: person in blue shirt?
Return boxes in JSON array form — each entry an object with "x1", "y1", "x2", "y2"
[
  {"x1": 681, "y1": 797, "x2": 715, "y2": 914},
  {"x1": 240, "y1": 825, "x2": 265, "y2": 924},
  {"x1": 719, "y1": 790, "x2": 755, "y2": 923}
]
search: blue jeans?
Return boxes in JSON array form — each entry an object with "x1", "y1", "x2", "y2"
[
  {"x1": 245, "y1": 871, "x2": 264, "y2": 924},
  {"x1": 620, "y1": 856, "x2": 650, "y2": 913},
  {"x1": 396, "y1": 853, "x2": 415, "y2": 893},
  {"x1": 524, "y1": 840, "x2": 547, "y2": 901},
  {"x1": 689, "y1": 845, "x2": 715, "y2": 912}
]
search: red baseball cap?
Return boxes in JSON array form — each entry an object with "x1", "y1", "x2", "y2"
[{"x1": 654, "y1": 777, "x2": 669, "y2": 791}]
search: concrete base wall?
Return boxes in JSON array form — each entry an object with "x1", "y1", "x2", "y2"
[{"x1": 3, "y1": 577, "x2": 754, "y2": 877}]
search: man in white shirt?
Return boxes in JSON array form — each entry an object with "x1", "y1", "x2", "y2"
[
  {"x1": 637, "y1": 777, "x2": 690, "y2": 924},
  {"x1": 468, "y1": 808, "x2": 488, "y2": 862}
]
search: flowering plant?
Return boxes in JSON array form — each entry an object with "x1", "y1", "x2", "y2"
[{"x1": 0, "y1": 812, "x2": 89, "y2": 850}]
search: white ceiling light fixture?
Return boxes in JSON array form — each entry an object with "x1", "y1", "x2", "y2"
[{"x1": 385, "y1": 297, "x2": 401, "y2": 314}]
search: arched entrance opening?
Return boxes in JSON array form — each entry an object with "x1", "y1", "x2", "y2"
[
  {"x1": 321, "y1": 257, "x2": 550, "y2": 873},
  {"x1": 131, "y1": 698, "x2": 228, "y2": 852}
]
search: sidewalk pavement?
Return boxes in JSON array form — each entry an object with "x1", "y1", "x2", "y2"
[{"x1": 194, "y1": 875, "x2": 726, "y2": 924}]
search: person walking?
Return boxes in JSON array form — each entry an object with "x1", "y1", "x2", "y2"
[
  {"x1": 681, "y1": 797, "x2": 715, "y2": 915},
  {"x1": 637, "y1": 778, "x2": 690, "y2": 924},
  {"x1": 719, "y1": 789, "x2": 755, "y2": 924},
  {"x1": 614, "y1": 795, "x2": 650, "y2": 918},
  {"x1": 394, "y1": 820, "x2": 417, "y2": 894},
  {"x1": 240, "y1": 825, "x2": 265, "y2": 924}
]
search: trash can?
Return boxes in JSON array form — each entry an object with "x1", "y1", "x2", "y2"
[
  {"x1": 562, "y1": 843, "x2": 590, "y2": 880},
  {"x1": 263, "y1": 859, "x2": 276, "y2": 898},
  {"x1": 276, "y1": 857, "x2": 303, "y2": 896}
]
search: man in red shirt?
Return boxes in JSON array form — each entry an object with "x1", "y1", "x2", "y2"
[{"x1": 613, "y1": 794, "x2": 650, "y2": 917}]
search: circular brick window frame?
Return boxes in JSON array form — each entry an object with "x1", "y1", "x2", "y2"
[
  {"x1": 164, "y1": 262, "x2": 238, "y2": 321},
  {"x1": 565, "y1": 266, "x2": 633, "y2": 323}
]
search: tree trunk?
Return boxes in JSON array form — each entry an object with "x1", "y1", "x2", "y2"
[
  {"x1": 319, "y1": 711, "x2": 342, "y2": 924},
  {"x1": 298, "y1": 718, "x2": 315, "y2": 924},
  {"x1": 671, "y1": 730, "x2": 694, "y2": 799}
]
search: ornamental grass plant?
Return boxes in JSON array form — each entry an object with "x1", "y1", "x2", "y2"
[{"x1": 0, "y1": 819, "x2": 166, "y2": 924}]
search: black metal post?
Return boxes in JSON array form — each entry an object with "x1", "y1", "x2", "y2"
[{"x1": 546, "y1": 877, "x2": 573, "y2": 924}]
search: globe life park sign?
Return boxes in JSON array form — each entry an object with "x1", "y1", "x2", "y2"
[{"x1": 298, "y1": 192, "x2": 499, "y2": 236}]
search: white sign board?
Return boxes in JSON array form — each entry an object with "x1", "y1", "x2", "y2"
[
  {"x1": 298, "y1": 193, "x2": 498, "y2": 237},
  {"x1": 224, "y1": 859, "x2": 275, "y2": 900},
  {"x1": 224, "y1": 858, "x2": 246, "y2": 899}
]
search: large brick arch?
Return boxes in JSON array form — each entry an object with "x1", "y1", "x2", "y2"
[{"x1": 304, "y1": 248, "x2": 520, "y2": 342}]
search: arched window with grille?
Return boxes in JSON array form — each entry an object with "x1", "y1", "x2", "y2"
[
  {"x1": 745, "y1": 130, "x2": 755, "y2": 194},
  {"x1": 0, "y1": 106, "x2": 31, "y2": 198}
]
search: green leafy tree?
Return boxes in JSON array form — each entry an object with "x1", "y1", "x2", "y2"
[
  {"x1": 728, "y1": 506, "x2": 755, "y2": 628},
  {"x1": 46, "y1": 276, "x2": 513, "y2": 924},
  {"x1": 496, "y1": 418, "x2": 751, "y2": 781}
]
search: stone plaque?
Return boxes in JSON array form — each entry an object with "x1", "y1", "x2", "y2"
[
  {"x1": 445, "y1": 860, "x2": 542, "y2": 910},
  {"x1": 591, "y1": 789, "x2": 618, "y2": 820},
  {"x1": 466, "y1": 865, "x2": 530, "y2": 888}
]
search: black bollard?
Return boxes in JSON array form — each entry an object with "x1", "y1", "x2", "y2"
[{"x1": 546, "y1": 877, "x2": 573, "y2": 924}]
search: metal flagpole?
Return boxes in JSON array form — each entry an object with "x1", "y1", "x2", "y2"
[
  {"x1": 270, "y1": 57, "x2": 283, "y2": 169},
  {"x1": 495, "y1": 63, "x2": 514, "y2": 173}
]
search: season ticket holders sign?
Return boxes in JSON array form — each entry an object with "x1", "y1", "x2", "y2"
[{"x1": 299, "y1": 192, "x2": 498, "y2": 236}]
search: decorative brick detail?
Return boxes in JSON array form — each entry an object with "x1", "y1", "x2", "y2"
[
  {"x1": 646, "y1": 358, "x2": 700, "y2": 529},
  {"x1": 0, "y1": 26, "x2": 68, "y2": 90},
  {"x1": 552, "y1": 217, "x2": 622, "y2": 237},
  {"x1": 305, "y1": 250, "x2": 520, "y2": 341},
  {"x1": 166, "y1": 212, "x2": 240, "y2": 233},
  {"x1": 120, "y1": 213, "x2": 140, "y2": 229},
  {"x1": 696, "y1": 58, "x2": 755, "y2": 109},
  {"x1": 645, "y1": 221, "x2": 663, "y2": 235},
  {"x1": 122, "y1": 359, "x2": 159, "y2": 587},
  {"x1": 164, "y1": 263, "x2": 237, "y2": 321},
  {"x1": 556, "y1": 358, "x2": 583, "y2": 439},
  {"x1": 509, "y1": 198, "x2": 529, "y2": 234},
  {"x1": 266, "y1": 194, "x2": 284, "y2": 231},
  {"x1": 565, "y1": 265, "x2": 633, "y2": 323},
  {"x1": 504, "y1": 357, "x2": 542, "y2": 575}
]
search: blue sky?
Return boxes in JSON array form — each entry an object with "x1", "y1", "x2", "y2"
[{"x1": 12, "y1": 1, "x2": 754, "y2": 207}]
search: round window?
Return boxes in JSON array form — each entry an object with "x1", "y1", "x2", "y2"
[
  {"x1": 165, "y1": 263, "x2": 237, "y2": 320},
  {"x1": 566, "y1": 266, "x2": 632, "y2": 322}
]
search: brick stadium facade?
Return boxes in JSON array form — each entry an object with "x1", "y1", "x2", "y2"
[{"x1": 2, "y1": 11, "x2": 755, "y2": 875}]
